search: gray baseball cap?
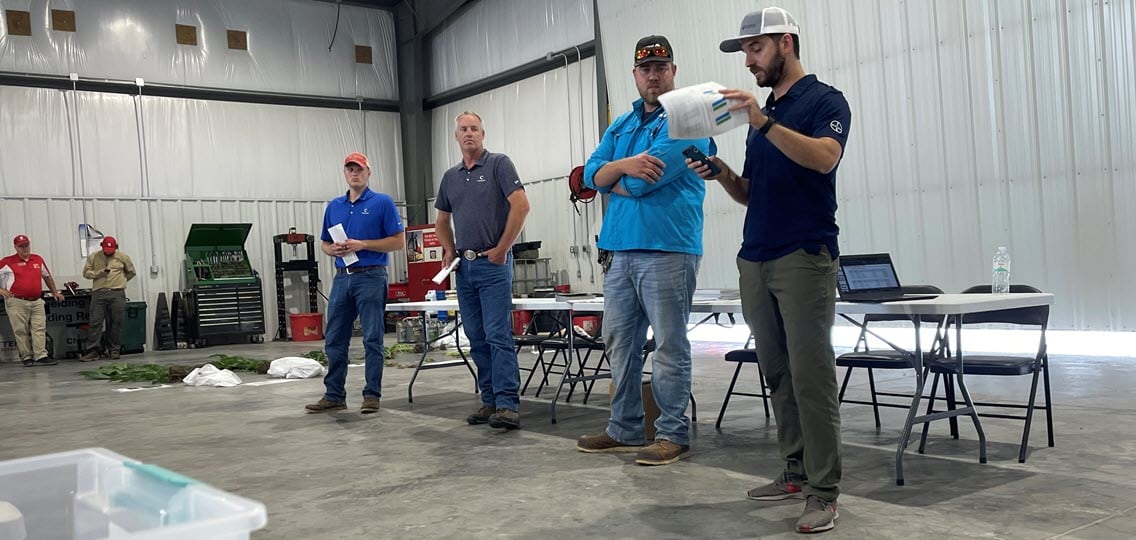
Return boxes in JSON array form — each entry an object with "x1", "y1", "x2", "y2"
[{"x1": 719, "y1": 6, "x2": 800, "y2": 53}]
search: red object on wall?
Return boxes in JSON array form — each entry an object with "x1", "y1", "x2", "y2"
[{"x1": 405, "y1": 223, "x2": 448, "y2": 302}]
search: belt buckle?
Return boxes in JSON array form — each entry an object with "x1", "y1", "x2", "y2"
[
  {"x1": 462, "y1": 250, "x2": 480, "y2": 261},
  {"x1": 346, "y1": 265, "x2": 365, "y2": 274}
]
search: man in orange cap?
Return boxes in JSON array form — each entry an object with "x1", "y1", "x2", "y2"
[
  {"x1": 80, "y1": 236, "x2": 137, "y2": 361},
  {"x1": 1, "y1": 235, "x2": 64, "y2": 366}
]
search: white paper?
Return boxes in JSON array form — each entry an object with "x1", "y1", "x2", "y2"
[
  {"x1": 431, "y1": 258, "x2": 460, "y2": 284},
  {"x1": 658, "y1": 82, "x2": 750, "y2": 139},
  {"x1": 327, "y1": 223, "x2": 359, "y2": 266},
  {"x1": 182, "y1": 364, "x2": 243, "y2": 387},
  {"x1": 267, "y1": 357, "x2": 327, "y2": 379}
]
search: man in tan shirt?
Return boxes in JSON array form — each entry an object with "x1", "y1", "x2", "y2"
[{"x1": 79, "y1": 236, "x2": 136, "y2": 361}]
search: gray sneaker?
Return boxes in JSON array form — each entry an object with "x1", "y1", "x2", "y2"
[
  {"x1": 747, "y1": 471, "x2": 806, "y2": 501},
  {"x1": 796, "y1": 495, "x2": 838, "y2": 533}
]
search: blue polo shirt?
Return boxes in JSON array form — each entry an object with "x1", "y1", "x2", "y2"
[
  {"x1": 741, "y1": 74, "x2": 851, "y2": 261},
  {"x1": 435, "y1": 150, "x2": 524, "y2": 251},
  {"x1": 321, "y1": 187, "x2": 404, "y2": 268}
]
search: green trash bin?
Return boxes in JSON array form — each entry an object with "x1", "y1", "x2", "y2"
[{"x1": 121, "y1": 301, "x2": 147, "y2": 354}]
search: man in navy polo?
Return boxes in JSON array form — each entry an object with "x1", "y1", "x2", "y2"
[
  {"x1": 691, "y1": 7, "x2": 851, "y2": 534},
  {"x1": 305, "y1": 151, "x2": 404, "y2": 415},
  {"x1": 435, "y1": 111, "x2": 530, "y2": 430}
]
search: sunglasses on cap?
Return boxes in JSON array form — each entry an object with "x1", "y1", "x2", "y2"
[{"x1": 635, "y1": 46, "x2": 669, "y2": 60}]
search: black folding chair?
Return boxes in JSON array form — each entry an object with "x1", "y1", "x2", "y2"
[
  {"x1": 918, "y1": 284, "x2": 1053, "y2": 463},
  {"x1": 836, "y1": 285, "x2": 948, "y2": 428},
  {"x1": 715, "y1": 349, "x2": 771, "y2": 428}
]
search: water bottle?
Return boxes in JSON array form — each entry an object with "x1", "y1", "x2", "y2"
[{"x1": 991, "y1": 247, "x2": 1011, "y2": 294}]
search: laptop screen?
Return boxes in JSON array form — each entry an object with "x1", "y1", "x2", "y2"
[{"x1": 837, "y1": 254, "x2": 902, "y2": 293}]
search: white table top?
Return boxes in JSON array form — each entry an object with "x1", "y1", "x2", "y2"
[{"x1": 387, "y1": 293, "x2": 1053, "y2": 317}]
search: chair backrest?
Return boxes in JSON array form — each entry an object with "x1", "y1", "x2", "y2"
[
  {"x1": 862, "y1": 284, "x2": 947, "y2": 324},
  {"x1": 957, "y1": 284, "x2": 1049, "y2": 326}
]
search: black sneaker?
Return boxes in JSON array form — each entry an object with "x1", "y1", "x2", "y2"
[
  {"x1": 466, "y1": 404, "x2": 495, "y2": 425},
  {"x1": 488, "y1": 408, "x2": 520, "y2": 429},
  {"x1": 21, "y1": 359, "x2": 34, "y2": 367},
  {"x1": 34, "y1": 357, "x2": 58, "y2": 366}
]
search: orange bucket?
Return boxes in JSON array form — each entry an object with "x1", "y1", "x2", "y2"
[{"x1": 288, "y1": 312, "x2": 324, "y2": 341}]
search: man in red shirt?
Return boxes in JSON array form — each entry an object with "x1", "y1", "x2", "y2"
[{"x1": 0, "y1": 235, "x2": 64, "y2": 367}]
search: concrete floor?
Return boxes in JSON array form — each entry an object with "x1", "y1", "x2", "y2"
[{"x1": 1, "y1": 334, "x2": 1134, "y2": 539}]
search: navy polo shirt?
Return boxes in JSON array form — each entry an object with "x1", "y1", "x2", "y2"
[
  {"x1": 435, "y1": 150, "x2": 524, "y2": 251},
  {"x1": 321, "y1": 187, "x2": 404, "y2": 268},
  {"x1": 741, "y1": 74, "x2": 852, "y2": 262}
]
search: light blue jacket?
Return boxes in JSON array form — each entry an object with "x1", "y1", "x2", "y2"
[{"x1": 584, "y1": 99, "x2": 711, "y2": 255}]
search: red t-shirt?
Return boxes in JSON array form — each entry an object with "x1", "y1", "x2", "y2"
[{"x1": 0, "y1": 254, "x2": 50, "y2": 299}]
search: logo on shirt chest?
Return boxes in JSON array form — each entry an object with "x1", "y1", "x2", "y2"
[
  {"x1": 362, "y1": 208, "x2": 370, "y2": 215},
  {"x1": 478, "y1": 175, "x2": 486, "y2": 183}
]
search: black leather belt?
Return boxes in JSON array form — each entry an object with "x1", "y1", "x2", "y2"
[
  {"x1": 337, "y1": 265, "x2": 384, "y2": 274},
  {"x1": 459, "y1": 249, "x2": 488, "y2": 261},
  {"x1": 14, "y1": 296, "x2": 41, "y2": 301}
]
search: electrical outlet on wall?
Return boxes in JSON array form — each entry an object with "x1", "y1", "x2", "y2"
[{"x1": 569, "y1": 245, "x2": 578, "y2": 255}]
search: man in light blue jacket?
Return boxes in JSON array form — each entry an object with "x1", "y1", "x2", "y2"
[{"x1": 575, "y1": 35, "x2": 711, "y2": 466}]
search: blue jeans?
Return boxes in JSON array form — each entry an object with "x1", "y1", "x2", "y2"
[
  {"x1": 322, "y1": 267, "x2": 387, "y2": 402},
  {"x1": 604, "y1": 251, "x2": 700, "y2": 446},
  {"x1": 456, "y1": 253, "x2": 520, "y2": 411}
]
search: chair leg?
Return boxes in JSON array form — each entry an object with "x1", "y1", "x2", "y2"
[
  {"x1": 1018, "y1": 368, "x2": 1043, "y2": 463},
  {"x1": 918, "y1": 371, "x2": 941, "y2": 454},
  {"x1": 755, "y1": 361, "x2": 771, "y2": 418},
  {"x1": 582, "y1": 351, "x2": 609, "y2": 405},
  {"x1": 1042, "y1": 358, "x2": 1055, "y2": 448},
  {"x1": 715, "y1": 362, "x2": 744, "y2": 429},
  {"x1": 944, "y1": 374, "x2": 959, "y2": 439},
  {"x1": 564, "y1": 349, "x2": 588, "y2": 403},
  {"x1": 837, "y1": 366, "x2": 852, "y2": 403},
  {"x1": 519, "y1": 346, "x2": 546, "y2": 396},
  {"x1": 867, "y1": 368, "x2": 882, "y2": 429},
  {"x1": 534, "y1": 348, "x2": 561, "y2": 398},
  {"x1": 689, "y1": 392, "x2": 697, "y2": 423}
]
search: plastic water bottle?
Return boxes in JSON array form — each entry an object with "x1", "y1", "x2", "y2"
[{"x1": 992, "y1": 247, "x2": 1011, "y2": 294}]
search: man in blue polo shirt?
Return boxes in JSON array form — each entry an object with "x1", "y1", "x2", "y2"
[
  {"x1": 305, "y1": 151, "x2": 404, "y2": 415},
  {"x1": 435, "y1": 111, "x2": 530, "y2": 430},
  {"x1": 692, "y1": 7, "x2": 851, "y2": 533},
  {"x1": 575, "y1": 36, "x2": 711, "y2": 466}
]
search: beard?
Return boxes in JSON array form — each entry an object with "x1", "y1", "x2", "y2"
[{"x1": 754, "y1": 48, "x2": 786, "y2": 88}]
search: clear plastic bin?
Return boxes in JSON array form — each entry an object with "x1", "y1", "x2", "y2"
[{"x1": 0, "y1": 448, "x2": 266, "y2": 539}]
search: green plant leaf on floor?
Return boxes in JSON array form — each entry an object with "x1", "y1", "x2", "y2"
[{"x1": 303, "y1": 350, "x2": 328, "y2": 365}]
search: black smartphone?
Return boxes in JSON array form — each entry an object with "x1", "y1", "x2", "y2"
[{"x1": 682, "y1": 145, "x2": 721, "y2": 176}]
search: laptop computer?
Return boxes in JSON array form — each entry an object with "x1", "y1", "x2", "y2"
[{"x1": 836, "y1": 253, "x2": 939, "y2": 303}]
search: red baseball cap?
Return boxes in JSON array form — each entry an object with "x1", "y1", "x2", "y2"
[
  {"x1": 344, "y1": 152, "x2": 370, "y2": 169},
  {"x1": 13, "y1": 234, "x2": 29, "y2": 246},
  {"x1": 101, "y1": 236, "x2": 118, "y2": 254}
]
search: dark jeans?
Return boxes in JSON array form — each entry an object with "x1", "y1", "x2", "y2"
[
  {"x1": 322, "y1": 267, "x2": 388, "y2": 402},
  {"x1": 88, "y1": 289, "x2": 126, "y2": 354},
  {"x1": 456, "y1": 253, "x2": 520, "y2": 411}
]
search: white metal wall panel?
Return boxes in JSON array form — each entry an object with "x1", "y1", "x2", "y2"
[
  {"x1": 429, "y1": 57, "x2": 602, "y2": 292},
  {"x1": 0, "y1": 0, "x2": 398, "y2": 99},
  {"x1": 428, "y1": 0, "x2": 594, "y2": 94},
  {"x1": 0, "y1": 86, "x2": 72, "y2": 197},
  {"x1": 597, "y1": 0, "x2": 1136, "y2": 329}
]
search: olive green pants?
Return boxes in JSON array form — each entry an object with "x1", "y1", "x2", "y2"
[{"x1": 738, "y1": 249, "x2": 842, "y2": 501}]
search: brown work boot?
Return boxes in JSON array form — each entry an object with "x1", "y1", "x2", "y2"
[
  {"x1": 635, "y1": 439, "x2": 691, "y2": 466},
  {"x1": 304, "y1": 398, "x2": 346, "y2": 413},
  {"x1": 79, "y1": 350, "x2": 100, "y2": 362},
  {"x1": 109, "y1": 351, "x2": 121, "y2": 360},
  {"x1": 576, "y1": 432, "x2": 644, "y2": 453},
  {"x1": 488, "y1": 408, "x2": 520, "y2": 429},
  {"x1": 360, "y1": 397, "x2": 381, "y2": 414},
  {"x1": 466, "y1": 404, "x2": 495, "y2": 425}
]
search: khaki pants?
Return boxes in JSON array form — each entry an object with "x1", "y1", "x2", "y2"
[
  {"x1": 738, "y1": 248, "x2": 842, "y2": 501},
  {"x1": 88, "y1": 289, "x2": 126, "y2": 354},
  {"x1": 4, "y1": 296, "x2": 47, "y2": 361}
]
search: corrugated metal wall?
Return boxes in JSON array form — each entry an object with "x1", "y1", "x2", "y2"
[{"x1": 598, "y1": 0, "x2": 1136, "y2": 330}]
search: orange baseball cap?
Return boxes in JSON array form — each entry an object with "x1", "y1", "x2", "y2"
[
  {"x1": 344, "y1": 152, "x2": 370, "y2": 169},
  {"x1": 101, "y1": 236, "x2": 118, "y2": 254},
  {"x1": 13, "y1": 234, "x2": 29, "y2": 246}
]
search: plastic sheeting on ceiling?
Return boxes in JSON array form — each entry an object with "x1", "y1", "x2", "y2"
[
  {"x1": 428, "y1": 0, "x2": 594, "y2": 95},
  {"x1": 597, "y1": 0, "x2": 1136, "y2": 331},
  {"x1": 0, "y1": 0, "x2": 398, "y2": 100}
]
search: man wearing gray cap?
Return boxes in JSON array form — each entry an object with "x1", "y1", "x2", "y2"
[{"x1": 690, "y1": 6, "x2": 851, "y2": 533}]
